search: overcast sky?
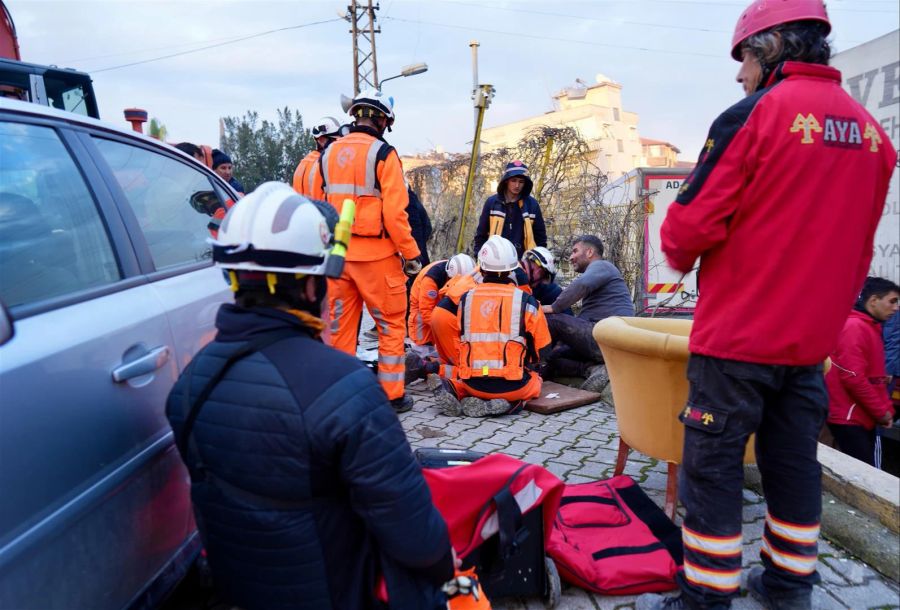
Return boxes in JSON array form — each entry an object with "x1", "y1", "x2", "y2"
[{"x1": 10, "y1": 0, "x2": 899, "y2": 163}]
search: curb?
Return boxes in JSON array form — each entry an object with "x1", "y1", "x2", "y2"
[{"x1": 744, "y1": 449, "x2": 900, "y2": 584}]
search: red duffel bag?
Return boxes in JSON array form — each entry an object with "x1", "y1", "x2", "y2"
[
  {"x1": 422, "y1": 453, "x2": 564, "y2": 558},
  {"x1": 547, "y1": 475, "x2": 683, "y2": 595}
]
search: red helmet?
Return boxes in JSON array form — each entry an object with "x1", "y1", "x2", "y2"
[{"x1": 730, "y1": 0, "x2": 831, "y2": 61}]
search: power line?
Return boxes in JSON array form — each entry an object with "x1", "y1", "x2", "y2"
[
  {"x1": 382, "y1": 16, "x2": 721, "y2": 59},
  {"x1": 430, "y1": 0, "x2": 730, "y2": 33},
  {"x1": 92, "y1": 18, "x2": 341, "y2": 73},
  {"x1": 66, "y1": 32, "x2": 255, "y2": 64}
]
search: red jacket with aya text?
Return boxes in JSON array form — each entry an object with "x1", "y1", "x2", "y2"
[{"x1": 662, "y1": 62, "x2": 896, "y2": 365}]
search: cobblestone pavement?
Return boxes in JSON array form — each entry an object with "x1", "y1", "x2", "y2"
[{"x1": 399, "y1": 380, "x2": 900, "y2": 610}]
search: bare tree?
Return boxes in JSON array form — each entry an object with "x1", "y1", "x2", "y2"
[{"x1": 407, "y1": 126, "x2": 647, "y2": 305}]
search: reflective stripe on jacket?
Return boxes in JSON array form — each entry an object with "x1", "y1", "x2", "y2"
[
  {"x1": 473, "y1": 194, "x2": 546, "y2": 258},
  {"x1": 408, "y1": 260, "x2": 449, "y2": 345},
  {"x1": 313, "y1": 128, "x2": 420, "y2": 262},
  {"x1": 456, "y1": 282, "x2": 550, "y2": 381}
]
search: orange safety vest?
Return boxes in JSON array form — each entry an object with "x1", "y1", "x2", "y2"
[
  {"x1": 292, "y1": 150, "x2": 320, "y2": 196},
  {"x1": 319, "y1": 131, "x2": 390, "y2": 237},
  {"x1": 457, "y1": 283, "x2": 532, "y2": 381},
  {"x1": 313, "y1": 128, "x2": 418, "y2": 262}
]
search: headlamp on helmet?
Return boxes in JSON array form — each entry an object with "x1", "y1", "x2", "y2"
[
  {"x1": 348, "y1": 89, "x2": 396, "y2": 129},
  {"x1": 524, "y1": 246, "x2": 557, "y2": 277},
  {"x1": 311, "y1": 116, "x2": 342, "y2": 139}
]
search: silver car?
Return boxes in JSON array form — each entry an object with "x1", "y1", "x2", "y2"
[{"x1": 0, "y1": 98, "x2": 234, "y2": 609}]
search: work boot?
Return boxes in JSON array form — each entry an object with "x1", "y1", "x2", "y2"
[
  {"x1": 405, "y1": 352, "x2": 426, "y2": 384},
  {"x1": 747, "y1": 567, "x2": 811, "y2": 610},
  {"x1": 390, "y1": 395, "x2": 414, "y2": 414},
  {"x1": 434, "y1": 389, "x2": 463, "y2": 417},
  {"x1": 425, "y1": 373, "x2": 444, "y2": 393},
  {"x1": 580, "y1": 364, "x2": 610, "y2": 393},
  {"x1": 461, "y1": 397, "x2": 510, "y2": 417},
  {"x1": 426, "y1": 374, "x2": 463, "y2": 416}
]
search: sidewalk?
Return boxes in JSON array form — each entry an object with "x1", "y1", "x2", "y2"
[{"x1": 399, "y1": 380, "x2": 900, "y2": 610}]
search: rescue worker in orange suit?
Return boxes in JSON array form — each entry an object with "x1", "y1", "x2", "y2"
[
  {"x1": 427, "y1": 236, "x2": 551, "y2": 418},
  {"x1": 310, "y1": 89, "x2": 423, "y2": 412},
  {"x1": 292, "y1": 116, "x2": 341, "y2": 196},
  {"x1": 638, "y1": 2, "x2": 897, "y2": 609},
  {"x1": 429, "y1": 265, "x2": 532, "y2": 375},
  {"x1": 406, "y1": 254, "x2": 476, "y2": 379},
  {"x1": 429, "y1": 268, "x2": 480, "y2": 371}
]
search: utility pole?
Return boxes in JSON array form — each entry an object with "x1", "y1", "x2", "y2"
[
  {"x1": 469, "y1": 40, "x2": 479, "y2": 141},
  {"x1": 457, "y1": 83, "x2": 496, "y2": 253},
  {"x1": 346, "y1": 0, "x2": 380, "y2": 94}
]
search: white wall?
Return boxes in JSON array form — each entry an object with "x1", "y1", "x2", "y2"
[{"x1": 832, "y1": 30, "x2": 900, "y2": 284}]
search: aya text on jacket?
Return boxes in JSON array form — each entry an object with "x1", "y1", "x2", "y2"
[{"x1": 661, "y1": 62, "x2": 897, "y2": 366}]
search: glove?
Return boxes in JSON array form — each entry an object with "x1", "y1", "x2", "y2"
[{"x1": 403, "y1": 256, "x2": 423, "y2": 277}]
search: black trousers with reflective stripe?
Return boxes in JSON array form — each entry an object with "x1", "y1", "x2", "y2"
[{"x1": 678, "y1": 355, "x2": 827, "y2": 607}]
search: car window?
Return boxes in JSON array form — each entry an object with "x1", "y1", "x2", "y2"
[
  {"x1": 0, "y1": 122, "x2": 121, "y2": 308},
  {"x1": 92, "y1": 138, "x2": 224, "y2": 270},
  {"x1": 43, "y1": 75, "x2": 92, "y2": 117}
]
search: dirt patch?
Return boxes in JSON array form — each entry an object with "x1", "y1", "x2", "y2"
[{"x1": 416, "y1": 426, "x2": 447, "y2": 439}]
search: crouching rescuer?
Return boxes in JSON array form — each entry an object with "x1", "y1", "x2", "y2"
[
  {"x1": 429, "y1": 235, "x2": 552, "y2": 417},
  {"x1": 165, "y1": 182, "x2": 454, "y2": 610}
]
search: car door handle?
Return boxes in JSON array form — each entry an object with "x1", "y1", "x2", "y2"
[{"x1": 112, "y1": 346, "x2": 170, "y2": 383}]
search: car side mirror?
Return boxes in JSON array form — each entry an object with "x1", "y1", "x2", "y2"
[
  {"x1": 189, "y1": 190, "x2": 222, "y2": 216},
  {"x1": 0, "y1": 301, "x2": 14, "y2": 346}
]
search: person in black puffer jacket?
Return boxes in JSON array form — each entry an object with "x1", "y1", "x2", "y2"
[{"x1": 166, "y1": 182, "x2": 454, "y2": 610}]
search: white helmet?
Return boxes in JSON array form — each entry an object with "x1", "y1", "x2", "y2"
[
  {"x1": 445, "y1": 253, "x2": 476, "y2": 278},
  {"x1": 524, "y1": 246, "x2": 557, "y2": 276},
  {"x1": 348, "y1": 89, "x2": 395, "y2": 122},
  {"x1": 311, "y1": 116, "x2": 342, "y2": 138},
  {"x1": 213, "y1": 182, "x2": 336, "y2": 276},
  {"x1": 478, "y1": 235, "x2": 519, "y2": 273}
]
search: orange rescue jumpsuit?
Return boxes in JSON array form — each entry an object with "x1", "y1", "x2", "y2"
[
  {"x1": 408, "y1": 260, "x2": 451, "y2": 346},
  {"x1": 292, "y1": 149, "x2": 320, "y2": 196},
  {"x1": 311, "y1": 126, "x2": 420, "y2": 400},
  {"x1": 431, "y1": 271, "x2": 532, "y2": 370},
  {"x1": 449, "y1": 279, "x2": 551, "y2": 403},
  {"x1": 431, "y1": 273, "x2": 477, "y2": 371}
]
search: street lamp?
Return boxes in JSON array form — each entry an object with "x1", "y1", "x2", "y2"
[{"x1": 378, "y1": 62, "x2": 428, "y2": 89}]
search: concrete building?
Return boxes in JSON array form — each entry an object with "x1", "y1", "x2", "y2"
[
  {"x1": 640, "y1": 137, "x2": 680, "y2": 168},
  {"x1": 480, "y1": 73, "x2": 645, "y2": 178}
]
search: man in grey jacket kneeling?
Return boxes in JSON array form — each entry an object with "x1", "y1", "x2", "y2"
[{"x1": 541, "y1": 235, "x2": 634, "y2": 391}]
